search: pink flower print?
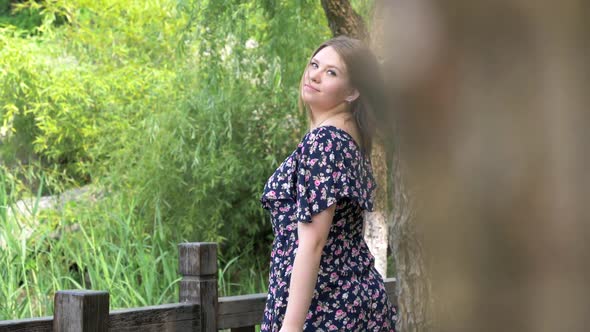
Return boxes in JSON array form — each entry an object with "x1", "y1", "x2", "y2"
[
  {"x1": 268, "y1": 190, "x2": 276, "y2": 198},
  {"x1": 330, "y1": 273, "x2": 340, "y2": 284},
  {"x1": 307, "y1": 191, "x2": 316, "y2": 204},
  {"x1": 259, "y1": 127, "x2": 397, "y2": 331}
]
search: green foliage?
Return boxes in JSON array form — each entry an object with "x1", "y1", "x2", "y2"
[
  {"x1": 84, "y1": 0, "x2": 331, "y2": 259},
  {"x1": 0, "y1": 0, "x2": 334, "y2": 319},
  {"x1": 0, "y1": 1, "x2": 44, "y2": 32},
  {"x1": 1, "y1": 0, "x2": 186, "y2": 192},
  {"x1": 1, "y1": 30, "x2": 98, "y2": 188},
  {"x1": 1, "y1": 0, "x2": 374, "y2": 320},
  {"x1": 0, "y1": 169, "x2": 269, "y2": 320},
  {"x1": 0, "y1": 170, "x2": 179, "y2": 318}
]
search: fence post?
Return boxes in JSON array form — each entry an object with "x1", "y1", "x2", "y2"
[
  {"x1": 53, "y1": 290, "x2": 109, "y2": 332},
  {"x1": 179, "y1": 242, "x2": 218, "y2": 332}
]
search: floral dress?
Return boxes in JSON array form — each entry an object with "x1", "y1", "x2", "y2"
[{"x1": 260, "y1": 125, "x2": 397, "y2": 332}]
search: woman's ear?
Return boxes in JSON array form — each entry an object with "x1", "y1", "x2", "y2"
[{"x1": 346, "y1": 89, "x2": 360, "y2": 103}]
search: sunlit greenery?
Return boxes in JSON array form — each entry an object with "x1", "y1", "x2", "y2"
[{"x1": 0, "y1": 0, "x2": 373, "y2": 320}]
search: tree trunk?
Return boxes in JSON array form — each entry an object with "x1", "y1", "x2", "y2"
[
  {"x1": 319, "y1": 0, "x2": 390, "y2": 281},
  {"x1": 320, "y1": 0, "x2": 368, "y2": 40},
  {"x1": 386, "y1": 140, "x2": 432, "y2": 332},
  {"x1": 362, "y1": 142, "x2": 388, "y2": 278}
]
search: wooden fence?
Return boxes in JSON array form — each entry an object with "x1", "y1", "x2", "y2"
[{"x1": 0, "y1": 242, "x2": 397, "y2": 332}]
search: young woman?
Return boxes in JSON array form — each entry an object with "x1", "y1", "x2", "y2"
[{"x1": 260, "y1": 35, "x2": 397, "y2": 332}]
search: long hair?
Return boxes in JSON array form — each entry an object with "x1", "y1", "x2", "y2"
[{"x1": 299, "y1": 35, "x2": 386, "y2": 156}]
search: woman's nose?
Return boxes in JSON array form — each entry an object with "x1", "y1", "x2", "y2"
[{"x1": 309, "y1": 68, "x2": 321, "y2": 83}]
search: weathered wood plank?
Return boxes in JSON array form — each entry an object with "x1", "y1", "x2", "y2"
[
  {"x1": 110, "y1": 320, "x2": 197, "y2": 332},
  {"x1": 179, "y1": 242, "x2": 218, "y2": 332},
  {"x1": 0, "y1": 303, "x2": 200, "y2": 332},
  {"x1": 53, "y1": 290, "x2": 109, "y2": 332},
  {"x1": 218, "y1": 294, "x2": 265, "y2": 330},
  {"x1": 109, "y1": 303, "x2": 200, "y2": 332},
  {"x1": 0, "y1": 252, "x2": 397, "y2": 332},
  {"x1": 0, "y1": 316, "x2": 52, "y2": 332},
  {"x1": 218, "y1": 294, "x2": 266, "y2": 315},
  {"x1": 230, "y1": 326, "x2": 255, "y2": 332}
]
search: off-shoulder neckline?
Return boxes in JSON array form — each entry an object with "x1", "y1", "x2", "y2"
[{"x1": 309, "y1": 125, "x2": 362, "y2": 153}]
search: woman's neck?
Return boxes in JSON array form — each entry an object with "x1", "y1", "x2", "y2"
[{"x1": 310, "y1": 107, "x2": 350, "y2": 130}]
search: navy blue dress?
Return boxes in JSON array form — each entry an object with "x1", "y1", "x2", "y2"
[{"x1": 260, "y1": 126, "x2": 397, "y2": 331}]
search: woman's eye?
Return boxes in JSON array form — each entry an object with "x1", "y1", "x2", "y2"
[
  {"x1": 310, "y1": 61, "x2": 318, "y2": 68},
  {"x1": 327, "y1": 70, "x2": 337, "y2": 76}
]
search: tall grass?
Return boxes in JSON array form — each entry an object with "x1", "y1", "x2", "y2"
[{"x1": 0, "y1": 171, "x2": 268, "y2": 320}]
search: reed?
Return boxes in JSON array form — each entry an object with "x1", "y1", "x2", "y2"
[{"x1": 0, "y1": 171, "x2": 267, "y2": 320}]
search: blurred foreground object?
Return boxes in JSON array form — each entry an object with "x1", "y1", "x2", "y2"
[{"x1": 378, "y1": 0, "x2": 590, "y2": 331}]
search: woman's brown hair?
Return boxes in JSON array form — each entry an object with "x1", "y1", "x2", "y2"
[{"x1": 299, "y1": 35, "x2": 386, "y2": 156}]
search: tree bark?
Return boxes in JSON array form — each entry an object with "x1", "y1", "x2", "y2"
[
  {"x1": 362, "y1": 142, "x2": 389, "y2": 278},
  {"x1": 319, "y1": 0, "x2": 390, "y2": 281},
  {"x1": 320, "y1": 0, "x2": 368, "y2": 40}
]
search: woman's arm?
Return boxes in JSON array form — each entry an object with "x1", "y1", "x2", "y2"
[{"x1": 280, "y1": 204, "x2": 336, "y2": 332}]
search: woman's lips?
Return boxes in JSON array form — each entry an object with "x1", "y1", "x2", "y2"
[{"x1": 304, "y1": 83, "x2": 320, "y2": 92}]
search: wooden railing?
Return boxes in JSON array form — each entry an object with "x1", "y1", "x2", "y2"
[{"x1": 0, "y1": 242, "x2": 397, "y2": 332}]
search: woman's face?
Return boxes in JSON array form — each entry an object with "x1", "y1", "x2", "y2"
[{"x1": 301, "y1": 46, "x2": 357, "y2": 113}]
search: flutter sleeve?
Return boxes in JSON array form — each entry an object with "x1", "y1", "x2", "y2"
[{"x1": 295, "y1": 127, "x2": 375, "y2": 223}]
